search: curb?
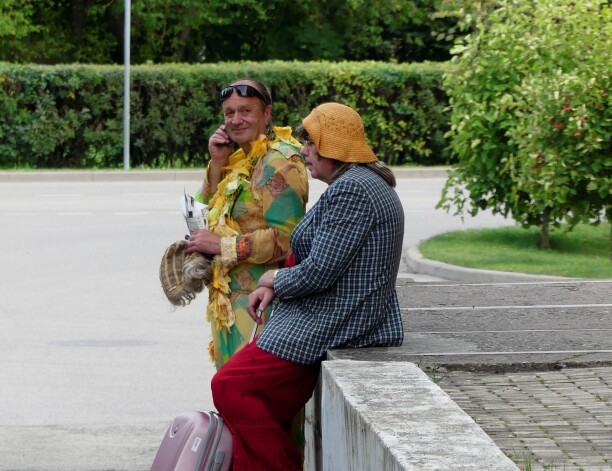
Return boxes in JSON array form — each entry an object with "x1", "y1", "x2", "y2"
[
  {"x1": 404, "y1": 246, "x2": 577, "y2": 283},
  {"x1": 0, "y1": 169, "x2": 205, "y2": 183},
  {"x1": 0, "y1": 167, "x2": 450, "y2": 183}
]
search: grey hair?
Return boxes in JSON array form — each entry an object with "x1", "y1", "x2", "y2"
[
  {"x1": 365, "y1": 161, "x2": 397, "y2": 187},
  {"x1": 329, "y1": 162, "x2": 396, "y2": 187},
  {"x1": 230, "y1": 77, "x2": 272, "y2": 105}
]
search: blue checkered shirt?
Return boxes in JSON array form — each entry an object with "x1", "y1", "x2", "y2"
[{"x1": 256, "y1": 164, "x2": 405, "y2": 364}]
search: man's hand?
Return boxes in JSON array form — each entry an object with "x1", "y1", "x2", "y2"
[
  {"x1": 185, "y1": 229, "x2": 221, "y2": 255},
  {"x1": 206, "y1": 125, "x2": 233, "y2": 195},
  {"x1": 208, "y1": 125, "x2": 232, "y2": 164}
]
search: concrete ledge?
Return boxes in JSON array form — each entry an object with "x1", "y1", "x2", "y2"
[
  {"x1": 319, "y1": 360, "x2": 518, "y2": 470},
  {"x1": 405, "y1": 246, "x2": 575, "y2": 283}
]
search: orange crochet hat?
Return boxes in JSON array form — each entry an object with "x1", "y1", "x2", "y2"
[{"x1": 302, "y1": 103, "x2": 378, "y2": 163}]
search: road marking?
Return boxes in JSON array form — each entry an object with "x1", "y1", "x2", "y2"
[
  {"x1": 2, "y1": 213, "x2": 40, "y2": 216},
  {"x1": 412, "y1": 350, "x2": 612, "y2": 356},
  {"x1": 2, "y1": 211, "x2": 190, "y2": 216},
  {"x1": 414, "y1": 280, "x2": 612, "y2": 287},
  {"x1": 403, "y1": 303, "x2": 612, "y2": 311},
  {"x1": 415, "y1": 328, "x2": 612, "y2": 334},
  {"x1": 122, "y1": 193, "x2": 168, "y2": 197},
  {"x1": 57, "y1": 212, "x2": 93, "y2": 216}
]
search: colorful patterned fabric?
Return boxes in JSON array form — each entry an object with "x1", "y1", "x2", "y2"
[{"x1": 196, "y1": 126, "x2": 308, "y2": 369}]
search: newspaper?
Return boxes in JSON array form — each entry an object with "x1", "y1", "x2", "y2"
[{"x1": 180, "y1": 190, "x2": 208, "y2": 235}]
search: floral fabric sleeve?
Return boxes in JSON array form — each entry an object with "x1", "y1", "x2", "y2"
[{"x1": 231, "y1": 151, "x2": 308, "y2": 266}]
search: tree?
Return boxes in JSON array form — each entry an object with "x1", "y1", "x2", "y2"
[
  {"x1": 0, "y1": 0, "x2": 119, "y2": 64},
  {"x1": 438, "y1": 0, "x2": 611, "y2": 253},
  {"x1": 0, "y1": 0, "x2": 37, "y2": 60},
  {"x1": 0, "y1": 0, "x2": 467, "y2": 64},
  {"x1": 129, "y1": 0, "x2": 456, "y2": 63}
]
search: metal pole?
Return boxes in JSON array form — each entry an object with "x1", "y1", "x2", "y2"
[{"x1": 123, "y1": 0, "x2": 131, "y2": 170}]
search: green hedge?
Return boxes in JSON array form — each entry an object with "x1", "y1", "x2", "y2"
[{"x1": 0, "y1": 61, "x2": 450, "y2": 169}]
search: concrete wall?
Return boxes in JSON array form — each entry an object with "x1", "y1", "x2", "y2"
[{"x1": 306, "y1": 360, "x2": 518, "y2": 471}]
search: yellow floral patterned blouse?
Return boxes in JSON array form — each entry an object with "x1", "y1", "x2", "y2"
[{"x1": 196, "y1": 126, "x2": 308, "y2": 368}]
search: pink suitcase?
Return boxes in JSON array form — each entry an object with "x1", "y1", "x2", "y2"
[{"x1": 150, "y1": 410, "x2": 233, "y2": 471}]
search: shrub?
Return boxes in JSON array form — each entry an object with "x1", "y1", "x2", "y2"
[{"x1": 0, "y1": 61, "x2": 450, "y2": 169}]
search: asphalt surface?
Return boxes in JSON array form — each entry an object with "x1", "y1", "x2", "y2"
[{"x1": 1, "y1": 169, "x2": 611, "y2": 471}]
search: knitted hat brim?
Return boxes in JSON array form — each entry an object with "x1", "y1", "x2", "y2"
[{"x1": 302, "y1": 103, "x2": 378, "y2": 163}]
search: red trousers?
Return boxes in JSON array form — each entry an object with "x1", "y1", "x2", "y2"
[{"x1": 211, "y1": 340, "x2": 320, "y2": 471}]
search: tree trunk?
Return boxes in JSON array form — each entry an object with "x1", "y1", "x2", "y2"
[
  {"x1": 173, "y1": 25, "x2": 192, "y2": 62},
  {"x1": 71, "y1": 0, "x2": 93, "y2": 34},
  {"x1": 539, "y1": 208, "x2": 551, "y2": 249},
  {"x1": 608, "y1": 208, "x2": 612, "y2": 260}
]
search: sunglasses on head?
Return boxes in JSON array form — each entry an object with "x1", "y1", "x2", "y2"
[{"x1": 219, "y1": 84, "x2": 270, "y2": 104}]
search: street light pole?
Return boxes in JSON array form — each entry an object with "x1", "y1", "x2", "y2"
[{"x1": 123, "y1": 0, "x2": 131, "y2": 170}]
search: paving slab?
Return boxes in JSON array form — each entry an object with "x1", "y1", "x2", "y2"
[
  {"x1": 434, "y1": 367, "x2": 612, "y2": 471},
  {"x1": 330, "y1": 279, "x2": 612, "y2": 470},
  {"x1": 331, "y1": 279, "x2": 612, "y2": 371}
]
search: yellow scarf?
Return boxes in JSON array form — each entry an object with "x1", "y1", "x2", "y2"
[{"x1": 206, "y1": 127, "x2": 297, "y2": 336}]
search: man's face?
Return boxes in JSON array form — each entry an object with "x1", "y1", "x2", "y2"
[{"x1": 221, "y1": 82, "x2": 271, "y2": 149}]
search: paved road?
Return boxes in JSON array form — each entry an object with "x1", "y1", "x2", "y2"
[
  {"x1": 0, "y1": 172, "x2": 514, "y2": 470},
  {"x1": 12, "y1": 172, "x2": 610, "y2": 471},
  {"x1": 0, "y1": 179, "x2": 217, "y2": 470}
]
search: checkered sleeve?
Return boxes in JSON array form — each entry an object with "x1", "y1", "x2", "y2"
[{"x1": 275, "y1": 179, "x2": 375, "y2": 299}]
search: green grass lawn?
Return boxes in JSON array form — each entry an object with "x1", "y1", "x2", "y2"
[{"x1": 418, "y1": 223, "x2": 612, "y2": 279}]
